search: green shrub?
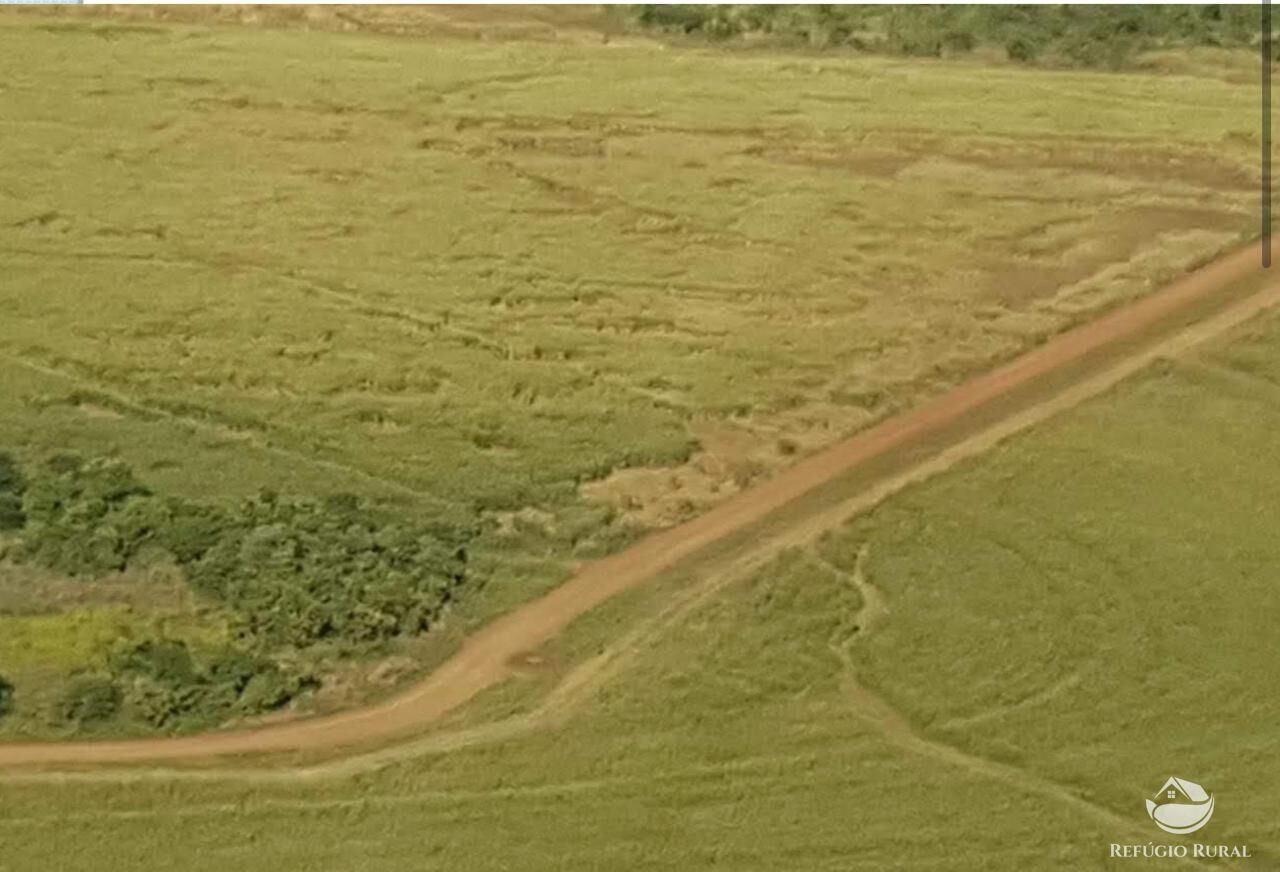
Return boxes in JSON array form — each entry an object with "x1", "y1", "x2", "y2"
[
  {"x1": 628, "y1": 5, "x2": 1262, "y2": 69},
  {"x1": 237, "y1": 668, "x2": 299, "y2": 713},
  {"x1": 0, "y1": 452, "x2": 25, "y2": 531},
  {"x1": 111, "y1": 639, "x2": 310, "y2": 730},
  {"x1": 159, "y1": 499, "x2": 234, "y2": 563},
  {"x1": 120, "y1": 675, "x2": 208, "y2": 729},
  {"x1": 0, "y1": 452, "x2": 24, "y2": 496},
  {"x1": 635, "y1": 4, "x2": 715, "y2": 34},
  {"x1": 113, "y1": 638, "x2": 199, "y2": 685},
  {"x1": 58, "y1": 675, "x2": 122, "y2": 727},
  {"x1": 17, "y1": 454, "x2": 158, "y2": 574},
  {"x1": 182, "y1": 492, "x2": 472, "y2": 648},
  {"x1": 1005, "y1": 35, "x2": 1042, "y2": 63},
  {"x1": 0, "y1": 675, "x2": 13, "y2": 718},
  {"x1": 0, "y1": 494, "x2": 23, "y2": 532}
]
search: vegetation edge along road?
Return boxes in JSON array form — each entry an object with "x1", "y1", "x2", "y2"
[{"x1": 0, "y1": 240, "x2": 1275, "y2": 770}]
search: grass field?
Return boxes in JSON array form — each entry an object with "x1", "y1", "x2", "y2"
[
  {"x1": 0, "y1": 6, "x2": 1265, "y2": 733},
  {"x1": 4, "y1": 261, "x2": 1279, "y2": 871}
]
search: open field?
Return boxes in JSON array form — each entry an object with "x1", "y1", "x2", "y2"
[
  {"x1": 0, "y1": 7, "x2": 1266, "y2": 735},
  {"x1": 3, "y1": 268, "x2": 1279, "y2": 869},
  {"x1": 1, "y1": 11, "x2": 1258, "y2": 518},
  {"x1": 2, "y1": 6, "x2": 1279, "y2": 869}
]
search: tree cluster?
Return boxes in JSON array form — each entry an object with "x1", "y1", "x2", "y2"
[
  {"x1": 0, "y1": 451, "x2": 475, "y2": 732},
  {"x1": 175, "y1": 491, "x2": 471, "y2": 648},
  {"x1": 0, "y1": 452, "x2": 26, "y2": 532},
  {"x1": 631, "y1": 5, "x2": 1261, "y2": 68}
]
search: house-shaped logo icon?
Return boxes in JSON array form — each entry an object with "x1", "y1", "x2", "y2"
[{"x1": 1146, "y1": 776, "x2": 1215, "y2": 835}]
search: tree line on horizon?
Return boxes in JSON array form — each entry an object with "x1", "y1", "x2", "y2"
[{"x1": 630, "y1": 5, "x2": 1261, "y2": 68}]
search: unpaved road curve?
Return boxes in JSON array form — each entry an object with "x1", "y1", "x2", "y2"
[{"x1": 0, "y1": 241, "x2": 1274, "y2": 769}]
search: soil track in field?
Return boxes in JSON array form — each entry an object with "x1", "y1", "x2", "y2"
[{"x1": 0, "y1": 240, "x2": 1276, "y2": 770}]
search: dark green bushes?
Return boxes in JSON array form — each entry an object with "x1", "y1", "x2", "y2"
[
  {"x1": 2, "y1": 450, "x2": 476, "y2": 734},
  {"x1": 15, "y1": 454, "x2": 158, "y2": 574},
  {"x1": 634, "y1": 5, "x2": 720, "y2": 35},
  {"x1": 58, "y1": 675, "x2": 122, "y2": 728},
  {"x1": 630, "y1": 5, "x2": 1261, "y2": 68},
  {"x1": 109, "y1": 639, "x2": 314, "y2": 730},
  {"x1": 0, "y1": 675, "x2": 13, "y2": 718},
  {"x1": 42, "y1": 638, "x2": 318, "y2": 733},
  {"x1": 171, "y1": 492, "x2": 471, "y2": 648},
  {"x1": 8, "y1": 453, "x2": 474, "y2": 652},
  {"x1": 0, "y1": 452, "x2": 25, "y2": 531}
]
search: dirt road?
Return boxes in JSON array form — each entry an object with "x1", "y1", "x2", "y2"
[{"x1": 1, "y1": 241, "x2": 1275, "y2": 769}]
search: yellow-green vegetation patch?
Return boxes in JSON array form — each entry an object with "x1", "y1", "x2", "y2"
[
  {"x1": 0, "y1": 606, "x2": 232, "y2": 738},
  {"x1": 0, "y1": 608, "x2": 147, "y2": 672},
  {"x1": 0, "y1": 607, "x2": 229, "y2": 673}
]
